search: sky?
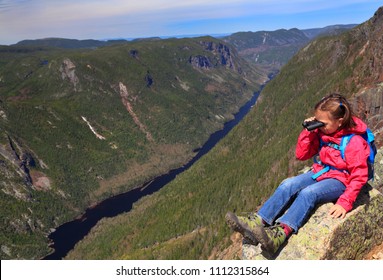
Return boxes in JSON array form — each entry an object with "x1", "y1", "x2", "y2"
[{"x1": 0, "y1": 0, "x2": 381, "y2": 45}]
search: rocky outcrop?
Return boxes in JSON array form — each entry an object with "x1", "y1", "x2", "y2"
[
  {"x1": 145, "y1": 71, "x2": 154, "y2": 87},
  {"x1": 372, "y1": 147, "x2": 383, "y2": 189},
  {"x1": 0, "y1": 134, "x2": 51, "y2": 200},
  {"x1": 339, "y1": 7, "x2": 383, "y2": 98},
  {"x1": 0, "y1": 136, "x2": 33, "y2": 188},
  {"x1": 60, "y1": 58, "x2": 79, "y2": 91},
  {"x1": 202, "y1": 41, "x2": 235, "y2": 69},
  {"x1": 351, "y1": 84, "x2": 383, "y2": 147},
  {"x1": 189, "y1": 55, "x2": 212, "y2": 69},
  {"x1": 129, "y1": 49, "x2": 139, "y2": 58},
  {"x1": 189, "y1": 41, "x2": 237, "y2": 71},
  {"x1": 243, "y1": 147, "x2": 383, "y2": 260}
]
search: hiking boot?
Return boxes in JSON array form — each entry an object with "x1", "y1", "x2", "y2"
[
  {"x1": 225, "y1": 211, "x2": 264, "y2": 245},
  {"x1": 252, "y1": 225, "x2": 286, "y2": 255}
]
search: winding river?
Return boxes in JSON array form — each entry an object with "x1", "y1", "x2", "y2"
[{"x1": 43, "y1": 88, "x2": 263, "y2": 259}]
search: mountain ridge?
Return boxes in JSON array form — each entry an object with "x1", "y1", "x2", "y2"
[
  {"x1": 222, "y1": 25, "x2": 356, "y2": 74},
  {"x1": 9, "y1": 24, "x2": 356, "y2": 49}
]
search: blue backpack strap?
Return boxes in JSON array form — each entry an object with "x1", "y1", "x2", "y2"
[
  {"x1": 311, "y1": 166, "x2": 330, "y2": 180},
  {"x1": 311, "y1": 134, "x2": 352, "y2": 180},
  {"x1": 366, "y1": 128, "x2": 375, "y2": 142},
  {"x1": 341, "y1": 131, "x2": 376, "y2": 162},
  {"x1": 339, "y1": 134, "x2": 355, "y2": 160}
]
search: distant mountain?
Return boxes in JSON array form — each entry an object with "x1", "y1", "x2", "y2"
[
  {"x1": 13, "y1": 38, "x2": 127, "y2": 49},
  {"x1": 11, "y1": 24, "x2": 356, "y2": 54},
  {"x1": 302, "y1": 24, "x2": 358, "y2": 39},
  {"x1": 223, "y1": 24, "x2": 357, "y2": 74},
  {"x1": 223, "y1": 28, "x2": 309, "y2": 73},
  {"x1": 64, "y1": 7, "x2": 383, "y2": 260},
  {"x1": 0, "y1": 36, "x2": 263, "y2": 259}
]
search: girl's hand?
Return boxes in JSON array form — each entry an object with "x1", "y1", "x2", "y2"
[
  {"x1": 329, "y1": 204, "x2": 347, "y2": 219},
  {"x1": 304, "y1": 116, "x2": 316, "y2": 123}
]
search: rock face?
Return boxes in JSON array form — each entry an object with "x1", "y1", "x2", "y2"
[
  {"x1": 0, "y1": 134, "x2": 51, "y2": 200},
  {"x1": 189, "y1": 55, "x2": 213, "y2": 69},
  {"x1": 60, "y1": 58, "x2": 79, "y2": 90},
  {"x1": 351, "y1": 84, "x2": 383, "y2": 147},
  {"x1": 145, "y1": 72, "x2": 154, "y2": 87},
  {"x1": 370, "y1": 147, "x2": 383, "y2": 194},
  {"x1": 243, "y1": 147, "x2": 383, "y2": 260},
  {"x1": 189, "y1": 41, "x2": 238, "y2": 71}
]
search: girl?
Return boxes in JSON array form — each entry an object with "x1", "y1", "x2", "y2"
[{"x1": 226, "y1": 93, "x2": 370, "y2": 256}]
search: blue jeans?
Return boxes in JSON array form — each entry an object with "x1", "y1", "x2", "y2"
[{"x1": 258, "y1": 171, "x2": 346, "y2": 232}]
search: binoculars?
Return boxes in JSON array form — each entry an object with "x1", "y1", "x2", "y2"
[{"x1": 302, "y1": 120, "x2": 325, "y2": 131}]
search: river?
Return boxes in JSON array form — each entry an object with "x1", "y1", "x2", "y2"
[{"x1": 43, "y1": 88, "x2": 263, "y2": 259}]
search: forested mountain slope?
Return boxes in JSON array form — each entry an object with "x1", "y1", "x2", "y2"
[
  {"x1": 0, "y1": 37, "x2": 262, "y2": 259},
  {"x1": 223, "y1": 25, "x2": 355, "y2": 75}
]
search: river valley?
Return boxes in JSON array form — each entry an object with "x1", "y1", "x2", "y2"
[{"x1": 43, "y1": 88, "x2": 263, "y2": 259}]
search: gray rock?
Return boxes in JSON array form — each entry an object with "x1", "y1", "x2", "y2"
[{"x1": 243, "y1": 186, "x2": 383, "y2": 260}]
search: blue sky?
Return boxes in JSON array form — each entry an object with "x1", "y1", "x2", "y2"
[{"x1": 0, "y1": 0, "x2": 381, "y2": 45}]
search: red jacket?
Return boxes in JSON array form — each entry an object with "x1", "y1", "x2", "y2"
[{"x1": 296, "y1": 116, "x2": 370, "y2": 212}]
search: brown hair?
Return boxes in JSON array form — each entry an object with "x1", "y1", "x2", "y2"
[{"x1": 314, "y1": 93, "x2": 356, "y2": 129}]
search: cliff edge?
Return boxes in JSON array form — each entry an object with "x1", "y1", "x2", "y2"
[{"x1": 243, "y1": 147, "x2": 383, "y2": 260}]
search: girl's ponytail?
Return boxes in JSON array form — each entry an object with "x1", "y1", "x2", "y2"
[{"x1": 315, "y1": 93, "x2": 356, "y2": 129}]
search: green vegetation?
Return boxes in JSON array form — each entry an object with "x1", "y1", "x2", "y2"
[{"x1": 0, "y1": 37, "x2": 260, "y2": 259}]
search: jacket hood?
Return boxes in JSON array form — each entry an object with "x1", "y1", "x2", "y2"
[
  {"x1": 343, "y1": 116, "x2": 368, "y2": 135},
  {"x1": 320, "y1": 116, "x2": 368, "y2": 143}
]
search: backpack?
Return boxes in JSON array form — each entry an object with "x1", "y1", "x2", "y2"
[{"x1": 312, "y1": 128, "x2": 377, "y2": 181}]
